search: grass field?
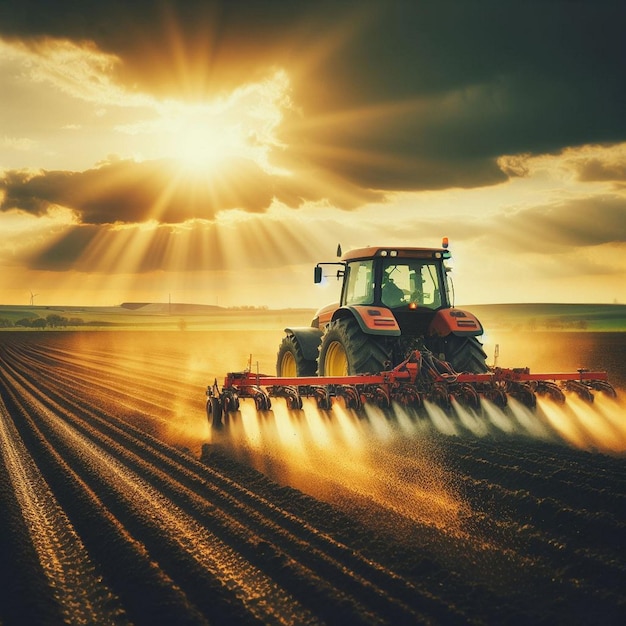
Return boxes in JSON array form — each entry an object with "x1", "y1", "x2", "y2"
[
  {"x1": 0, "y1": 303, "x2": 314, "y2": 331},
  {"x1": 0, "y1": 302, "x2": 624, "y2": 331},
  {"x1": 467, "y1": 303, "x2": 626, "y2": 332}
]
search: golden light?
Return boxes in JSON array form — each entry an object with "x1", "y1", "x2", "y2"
[
  {"x1": 155, "y1": 103, "x2": 248, "y2": 172},
  {"x1": 114, "y1": 68, "x2": 293, "y2": 180}
]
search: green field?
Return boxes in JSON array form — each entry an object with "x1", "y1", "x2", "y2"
[
  {"x1": 466, "y1": 303, "x2": 626, "y2": 332},
  {"x1": 0, "y1": 302, "x2": 624, "y2": 332},
  {"x1": 0, "y1": 303, "x2": 314, "y2": 331}
]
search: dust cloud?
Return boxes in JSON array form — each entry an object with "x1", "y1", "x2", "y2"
[
  {"x1": 210, "y1": 388, "x2": 625, "y2": 527},
  {"x1": 213, "y1": 399, "x2": 470, "y2": 536}
]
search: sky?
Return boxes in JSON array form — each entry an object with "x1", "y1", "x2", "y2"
[{"x1": 0, "y1": 0, "x2": 625, "y2": 309}]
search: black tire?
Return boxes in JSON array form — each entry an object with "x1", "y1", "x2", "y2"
[
  {"x1": 318, "y1": 317, "x2": 391, "y2": 375},
  {"x1": 206, "y1": 396, "x2": 223, "y2": 428},
  {"x1": 430, "y1": 334, "x2": 488, "y2": 373},
  {"x1": 276, "y1": 334, "x2": 318, "y2": 376}
]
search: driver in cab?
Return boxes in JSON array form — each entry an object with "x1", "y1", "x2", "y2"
[{"x1": 381, "y1": 271, "x2": 405, "y2": 307}]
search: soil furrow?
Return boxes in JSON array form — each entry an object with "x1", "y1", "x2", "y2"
[
  {"x1": 3, "y1": 338, "x2": 464, "y2": 624},
  {"x1": 1, "y1": 364, "x2": 325, "y2": 626},
  {"x1": 0, "y1": 393, "x2": 128, "y2": 625},
  {"x1": 1, "y1": 331, "x2": 624, "y2": 626}
]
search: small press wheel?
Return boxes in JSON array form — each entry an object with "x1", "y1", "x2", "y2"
[{"x1": 206, "y1": 396, "x2": 223, "y2": 428}]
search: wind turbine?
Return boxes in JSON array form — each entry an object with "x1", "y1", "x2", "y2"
[{"x1": 30, "y1": 291, "x2": 38, "y2": 306}]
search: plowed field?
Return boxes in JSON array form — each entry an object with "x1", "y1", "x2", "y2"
[{"x1": 1, "y1": 330, "x2": 625, "y2": 625}]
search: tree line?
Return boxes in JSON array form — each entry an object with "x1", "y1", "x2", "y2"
[{"x1": 0, "y1": 314, "x2": 90, "y2": 329}]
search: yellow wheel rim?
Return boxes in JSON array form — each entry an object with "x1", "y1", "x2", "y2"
[
  {"x1": 325, "y1": 341, "x2": 349, "y2": 376},
  {"x1": 279, "y1": 351, "x2": 297, "y2": 377}
]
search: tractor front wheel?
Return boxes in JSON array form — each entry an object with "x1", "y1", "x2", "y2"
[{"x1": 276, "y1": 334, "x2": 318, "y2": 376}]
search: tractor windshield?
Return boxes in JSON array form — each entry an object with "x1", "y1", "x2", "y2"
[{"x1": 381, "y1": 260, "x2": 444, "y2": 309}]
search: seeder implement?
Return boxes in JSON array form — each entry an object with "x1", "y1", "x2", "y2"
[{"x1": 206, "y1": 350, "x2": 616, "y2": 427}]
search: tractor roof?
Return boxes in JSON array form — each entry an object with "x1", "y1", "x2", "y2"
[{"x1": 342, "y1": 246, "x2": 449, "y2": 262}]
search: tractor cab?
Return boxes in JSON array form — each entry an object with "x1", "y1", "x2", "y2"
[
  {"x1": 342, "y1": 254, "x2": 449, "y2": 311},
  {"x1": 313, "y1": 244, "x2": 454, "y2": 336},
  {"x1": 315, "y1": 246, "x2": 451, "y2": 308}
]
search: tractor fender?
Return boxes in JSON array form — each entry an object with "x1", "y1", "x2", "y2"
[
  {"x1": 332, "y1": 305, "x2": 401, "y2": 336},
  {"x1": 311, "y1": 302, "x2": 338, "y2": 329},
  {"x1": 428, "y1": 308, "x2": 483, "y2": 337},
  {"x1": 283, "y1": 327, "x2": 324, "y2": 361}
]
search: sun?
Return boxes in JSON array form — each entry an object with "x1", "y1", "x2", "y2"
[
  {"x1": 155, "y1": 103, "x2": 245, "y2": 172},
  {"x1": 146, "y1": 70, "x2": 291, "y2": 175}
]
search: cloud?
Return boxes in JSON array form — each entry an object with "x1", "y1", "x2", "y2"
[
  {"x1": 494, "y1": 143, "x2": 626, "y2": 185},
  {"x1": 569, "y1": 146, "x2": 626, "y2": 184},
  {"x1": 0, "y1": 158, "x2": 278, "y2": 223},
  {"x1": 576, "y1": 159, "x2": 626, "y2": 183},
  {"x1": 491, "y1": 195, "x2": 626, "y2": 252},
  {"x1": 1, "y1": 1, "x2": 624, "y2": 194},
  {"x1": 0, "y1": 36, "x2": 137, "y2": 108},
  {"x1": 0, "y1": 151, "x2": 389, "y2": 223}
]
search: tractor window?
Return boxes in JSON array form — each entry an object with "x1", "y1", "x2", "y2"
[
  {"x1": 344, "y1": 260, "x2": 374, "y2": 305},
  {"x1": 382, "y1": 260, "x2": 442, "y2": 308}
]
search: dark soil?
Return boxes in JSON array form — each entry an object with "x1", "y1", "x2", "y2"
[{"x1": 0, "y1": 331, "x2": 624, "y2": 625}]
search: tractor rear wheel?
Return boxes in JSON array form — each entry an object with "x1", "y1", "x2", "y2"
[
  {"x1": 442, "y1": 335, "x2": 488, "y2": 373},
  {"x1": 318, "y1": 317, "x2": 391, "y2": 375},
  {"x1": 276, "y1": 334, "x2": 318, "y2": 376}
]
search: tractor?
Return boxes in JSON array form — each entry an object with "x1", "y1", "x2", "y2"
[
  {"x1": 207, "y1": 240, "x2": 615, "y2": 425},
  {"x1": 277, "y1": 239, "x2": 487, "y2": 379}
]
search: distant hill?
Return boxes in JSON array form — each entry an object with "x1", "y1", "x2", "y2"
[
  {"x1": 0, "y1": 302, "x2": 624, "y2": 331},
  {"x1": 120, "y1": 302, "x2": 222, "y2": 313},
  {"x1": 463, "y1": 303, "x2": 626, "y2": 332}
]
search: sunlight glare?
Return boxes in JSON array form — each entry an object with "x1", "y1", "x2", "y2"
[
  {"x1": 141, "y1": 69, "x2": 292, "y2": 174},
  {"x1": 161, "y1": 108, "x2": 244, "y2": 171}
]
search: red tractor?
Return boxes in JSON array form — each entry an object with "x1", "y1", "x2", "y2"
[
  {"x1": 207, "y1": 240, "x2": 614, "y2": 426},
  {"x1": 277, "y1": 240, "x2": 487, "y2": 378}
]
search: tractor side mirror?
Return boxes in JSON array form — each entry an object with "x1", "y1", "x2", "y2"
[{"x1": 314, "y1": 266, "x2": 323, "y2": 283}]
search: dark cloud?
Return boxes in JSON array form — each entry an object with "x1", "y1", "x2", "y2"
[
  {"x1": 491, "y1": 195, "x2": 626, "y2": 252},
  {"x1": 0, "y1": 158, "x2": 277, "y2": 223},
  {"x1": 574, "y1": 157, "x2": 626, "y2": 183},
  {"x1": 0, "y1": 155, "x2": 387, "y2": 222},
  {"x1": 1, "y1": 1, "x2": 625, "y2": 193}
]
